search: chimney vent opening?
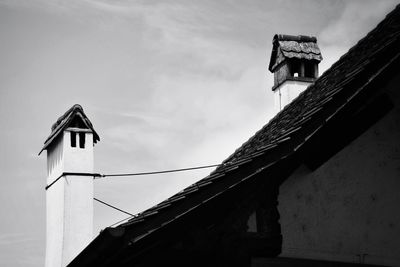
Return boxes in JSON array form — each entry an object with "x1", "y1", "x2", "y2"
[
  {"x1": 305, "y1": 61, "x2": 317, "y2": 78},
  {"x1": 79, "y1": 133, "x2": 85, "y2": 149},
  {"x1": 71, "y1": 132, "x2": 77, "y2": 147},
  {"x1": 290, "y1": 60, "x2": 300, "y2": 77}
]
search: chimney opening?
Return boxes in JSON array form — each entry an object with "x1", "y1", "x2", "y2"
[
  {"x1": 305, "y1": 61, "x2": 316, "y2": 78},
  {"x1": 290, "y1": 59, "x2": 302, "y2": 78},
  {"x1": 71, "y1": 132, "x2": 77, "y2": 147},
  {"x1": 79, "y1": 132, "x2": 85, "y2": 149}
]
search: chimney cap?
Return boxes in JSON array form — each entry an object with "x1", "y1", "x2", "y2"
[
  {"x1": 273, "y1": 34, "x2": 317, "y2": 43},
  {"x1": 39, "y1": 104, "x2": 100, "y2": 155},
  {"x1": 269, "y1": 33, "x2": 322, "y2": 72}
]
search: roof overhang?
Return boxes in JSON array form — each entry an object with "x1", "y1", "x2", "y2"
[{"x1": 39, "y1": 104, "x2": 100, "y2": 155}]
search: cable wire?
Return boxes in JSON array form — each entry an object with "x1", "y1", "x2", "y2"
[
  {"x1": 45, "y1": 164, "x2": 221, "y2": 190},
  {"x1": 45, "y1": 164, "x2": 223, "y2": 226},
  {"x1": 45, "y1": 172, "x2": 101, "y2": 190},
  {"x1": 94, "y1": 197, "x2": 135, "y2": 216},
  {"x1": 97, "y1": 164, "x2": 221, "y2": 178},
  {"x1": 108, "y1": 215, "x2": 133, "y2": 228}
]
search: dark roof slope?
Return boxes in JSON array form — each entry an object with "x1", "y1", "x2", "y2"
[
  {"x1": 122, "y1": 2, "x2": 400, "y2": 229},
  {"x1": 268, "y1": 34, "x2": 322, "y2": 72},
  {"x1": 39, "y1": 104, "x2": 100, "y2": 155},
  {"x1": 70, "y1": 4, "x2": 400, "y2": 265}
]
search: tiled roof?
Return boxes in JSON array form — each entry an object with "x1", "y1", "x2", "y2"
[
  {"x1": 70, "y1": 4, "x2": 400, "y2": 265},
  {"x1": 268, "y1": 34, "x2": 322, "y2": 72},
  {"x1": 39, "y1": 104, "x2": 100, "y2": 155},
  {"x1": 122, "y1": 2, "x2": 400, "y2": 229}
]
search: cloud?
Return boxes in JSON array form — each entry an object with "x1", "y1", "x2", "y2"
[
  {"x1": 0, "y1": 233, "x2": 43, "y2": 266},
  {"x1": 0, "y1": 233, "x2": 37, "y2": 245},
  {"x1": 316, "y1": 0, "x2": 398, "y2": 74},
  {"x1": 319, "y1": 0, "x2": 397, "y2": 48}
]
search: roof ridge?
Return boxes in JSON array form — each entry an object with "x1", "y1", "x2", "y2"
[
  {"x1": 51, "y1": 104, "x2": 84, "y2": 131},
  {"x1": 274, "y1": 34, "x2": 317, "y2": 43},
  {"x1": 318, "y1": 3, "x2": 400, "y2": 80}
]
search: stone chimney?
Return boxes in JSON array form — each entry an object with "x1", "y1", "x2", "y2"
[
  {"x1": 268, "y1": 34, "x2": 322, "y2": 112},
  {"x1": 39, "y1": 104, "x2": 100, "y2": 267}
]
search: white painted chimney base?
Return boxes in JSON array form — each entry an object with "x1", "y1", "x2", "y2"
[
  {"x1": 45, "y1": 131, "x2": 94, "y2": 267},
  {"x1": 274, "y1": 80, "x2": 312, "y2": 113}
]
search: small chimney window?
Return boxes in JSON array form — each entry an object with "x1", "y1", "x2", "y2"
[
  {"x1": 70, "y1": 132, "x2": 77, "y2": 147},
  {"x1": 290, "y1": 60, "x2": 302, "y2": 78},
  {"x1": 79, "y1": 132, "x2": 85, "y2": 148},
  {"x1": 305, "y1": 61, "x2": 316, "y2": 78}
]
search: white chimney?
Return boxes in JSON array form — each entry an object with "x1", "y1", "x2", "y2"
[
  {"x1": 39, "y1": 104, "x2": 100, "y2": 267},
  {"x1": 268, "y1": 34, "x2": 322, "y2": 112}
]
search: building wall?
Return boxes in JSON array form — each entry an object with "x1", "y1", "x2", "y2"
[
  {"x1": 278, "y1": 76, "x2": 400, "y2": 266},
  {"x1": 46, "y1": 135, "x2": 65, "y2": 267}
]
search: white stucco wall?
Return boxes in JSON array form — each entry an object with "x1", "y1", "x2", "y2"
[
  {"x1": 274, "y1": 80, "x2": 310, "y2": 113},
  {"x1": 45, "y1": 130, "x2": 94, "y2": 267},
  {"x1": 46, "y1": 136, "x2": 64, "y2": 267},
  {"x1": 278, "y1": 76, "x2": 400, "y2": 266}
]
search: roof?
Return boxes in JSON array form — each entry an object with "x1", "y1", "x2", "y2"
[
  {"x1": 268, "y1": 34, "x2": 322, "y2": 72},
  {"x1": 39, "y1": 104, "x2": 100, "y2": 155},
  {"x1": 70, "y1": 4, "x2": 400, "y2": 266}
]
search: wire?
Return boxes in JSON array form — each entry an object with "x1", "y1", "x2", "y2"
[
  {"x1": 97, "y1": 164, "x2": 222, "y2": 178},
  {"x1": 108, "y1": 215, "x2": 133, "y2": 228},
  {"x1": 94, "y1": 198, "x2": 137, "y2": 227},
  {"x1": 45, "y1": 164, "x2": 221, "y2": 190},
  {"x1": 94, "y1": 197, "x2": 135, "y2": 216},
  {"x1": 45, "y1": 174, "x2": 64, "y2": 190},
  {"x1": 45, "y1": 172, "x2": 101, "y2": 190},
  {"x1": 45, "y1": 164, "x2": 223, "y2": 225},
  {"x1": 98, "y1": 164, "x2": 223, "y2": 227}
]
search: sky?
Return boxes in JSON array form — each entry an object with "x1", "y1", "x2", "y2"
[{"x1": 0, "y1": 0, "x2": 398, "y2": 266}]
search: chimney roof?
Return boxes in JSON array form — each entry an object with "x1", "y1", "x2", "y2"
[
  {"x1": 269, "y1": 34, "x2": 322, "y2": 72},
  {"x1": 39, "y1": 104, "x2": 100, "y2": 155}
]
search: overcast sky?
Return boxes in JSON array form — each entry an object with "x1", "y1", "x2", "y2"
[{"x1": 0, "y1": 0, "x2": 397, "y2": 266}]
